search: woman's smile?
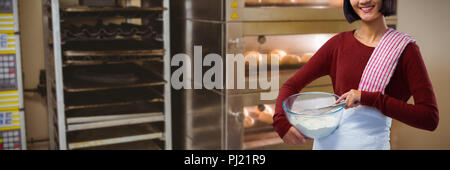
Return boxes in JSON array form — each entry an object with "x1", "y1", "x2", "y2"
[{"x1": 360, "y1": 5, "x2": 375, "y2": 13}]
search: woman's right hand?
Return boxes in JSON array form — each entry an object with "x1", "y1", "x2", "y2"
[{"x1": 282, "y1": 126, "x2": 311, "y2": 145}]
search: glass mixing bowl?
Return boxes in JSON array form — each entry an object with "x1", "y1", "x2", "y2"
[{"x1": 282, "y1": 92, "x2": 344, "y2": 139}]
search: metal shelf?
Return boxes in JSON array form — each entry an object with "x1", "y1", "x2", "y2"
[
  {"x1": 62, "y1": 6, "x2": 167, "y2": 13},
  {"x1": 65, "y1": 87, "x2": 163, "y2": 111},
  {"x1": 64, "y1": 56, "x2": 162, "y2": 66},
  {"x1": 66, "y1": 101, "x2": 164, "y2": 120},
  {"x1": 61, "y1": 21, "x2": 162, "y2": 41},
  {"x1": 67, "y1": 112, "x2": 164, "y2": 132},
  {"x1": 69, "y1": 132, "x2": 163, "y2": 150},
  {"x1": 68, "y1": 112, "x2": 163, "y2": 125},
  {"x1": 63, "y1": 63, "x2": 166, "y2": 92},
  {"x1": 78, "y1": 139, "x2": 164, "y2": 150},
  {"x1": 58, "y1": 6, "x2": 166, "y2": 19},
  {"x1": 62, "y1": 40, "x2": 164, "y2": 54},
  {"x1": 67, "y1": 123, "x2": 164, "y2": 150},
  {"x1": 64, "y1": 49, "x2": 164, "y2": 57}
]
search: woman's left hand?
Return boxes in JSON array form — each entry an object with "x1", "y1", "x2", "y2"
[{"x1": 336, "y1": 89, "x2": 361, "y2": 109}]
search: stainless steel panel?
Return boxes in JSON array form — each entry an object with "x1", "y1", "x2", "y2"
[
  {"x1": 170, "y1": 16, "x2": 227, "y2": 149},
  {"x1": 185, "y1": 89, "x2": 224, "y2": 150},
  {"x1": 171, "y1": 0, "x2": 224, "y2": 21},
  {"x1": 170, "y1": 19, "x2": 226, "y2": 59},
  {"x1": 225, "y1": 93, "x2": 244, "y2": 149}
]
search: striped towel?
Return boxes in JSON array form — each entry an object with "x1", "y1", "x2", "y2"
[{"x1": 358, "y1": 28, "x2": 415, "y2": 94}]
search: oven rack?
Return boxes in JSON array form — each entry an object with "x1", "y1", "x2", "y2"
[
  {"x1": 64, "y1": 49, "x2": 165, "y2": 57},
  {"x1": 66, "y1": 101, "x2": 164, "y2": 123},
  {"x1": 62, "y1": 40, "x2": 164, "y2": 53},
  {"x1": 67, "y1": 112, "x2": 164, "y2": 132},
  {"x1": 67, "y1": 123, "x2": 164, "y2": 150},
  {"x1": 62, "y1": 6, "x2": 167, "y2": 13},
  {"x1": 53, "y1": 6, "x2": 166, "y2": 20},
  {"x1": 65, "y1": 81, "x2": 166, "y2": 93},
  {"x1": 65, "y1": 87, "x2": 164, "y2": 111},
  {"x1": 65, "y1": 99, "x2": 165, "y2": 135},
  {"x1": 63, "y1": 63, "x2": 166, "y2": 92},
  {"x1": 61, "y1": 40, "x2": 165, "y2": 65},
  {"x1": 62, "y1": 22, "x2": 160, "y2": 41},
  {"x1": 64, "y1": 55, "x2": 163, "y2": 66},
  {"x1": 245, "y1": 64, "x2": 304, "y2": 74}
]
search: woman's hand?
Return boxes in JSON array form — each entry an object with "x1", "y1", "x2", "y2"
[
  {"x1": 336, "y1": 89, "x2": 361, "y2": 109},
  {"x1": 282, "y1": 127, "x2": 311, "y2": 145}
]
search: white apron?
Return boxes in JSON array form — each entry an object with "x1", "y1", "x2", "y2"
[{"x1": 313, "y1": 28, "x2": 415, "y2": 150}]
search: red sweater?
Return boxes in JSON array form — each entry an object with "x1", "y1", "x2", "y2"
[{"x1": 273, "y1": 30, "x2": 439, "y2": 138}]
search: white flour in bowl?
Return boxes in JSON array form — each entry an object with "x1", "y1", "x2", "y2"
[{"x1": 290, "y1": 116, "x2": 339, "y2": 138}]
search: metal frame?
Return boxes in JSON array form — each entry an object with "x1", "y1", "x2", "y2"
[
  {"x1": 42, "y1": 0, "x2": 55, "y2": 149},
  {"x1": 67, "y1": 112, "x2": 163, "y2": 124},
  {"x1": 51, "y1": 0, "x2": 68, "y2": 150},
  {"x1": 68, "y1": 132, "x2": 163, "y2": 150},
  {"x1": 44, "y1": 0, "x2": 172, "y2": 150},
  {"x1": 67, "y1": 113, "x2": 164, "y2": 131},
  {"x1": 162, "y1": 0, "x2": 172, "y2": 150}
]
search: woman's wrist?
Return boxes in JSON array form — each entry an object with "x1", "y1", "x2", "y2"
[
  {"x1": 273, "y1": 115, "x2": 292, "y2": 138},
  {"x1": 360, "y1": 91, "x2": 382, "y2": 106}
]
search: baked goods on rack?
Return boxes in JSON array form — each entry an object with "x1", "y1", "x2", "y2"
[
  {"x1": 300, "y1": 53, "x2": 314, "y2": 63},
  {"x1": 255, "y1": 104, "x2": 274, "y2": 124},
  {"x1": 244, "y1": 51, "x2": 262, "y2": 66},
  {"x1": 243, "y1": 108, "x2": 255, "y2": 128},
  {"x1": 280, "y1": 55, "x2": 301, "y2": 65}
]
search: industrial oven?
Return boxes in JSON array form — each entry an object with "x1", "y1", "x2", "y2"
[
  {"x1": 170, "y1": 0, "x2": 397, "y2": 150},
  {"x1": 43, "y1": 0, "x2": 171, "y2": 150},
  {"x1": 0, "y1": 0, "x2": 25, "y2": 150}
]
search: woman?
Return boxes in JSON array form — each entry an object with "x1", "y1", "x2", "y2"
[{"x1": 273, "y1": 0, "x2": 439, "y2": 150}]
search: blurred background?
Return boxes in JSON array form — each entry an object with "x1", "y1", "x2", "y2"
[{"x1": 2, "y1": 0, "x2": 448, "y2": 150}]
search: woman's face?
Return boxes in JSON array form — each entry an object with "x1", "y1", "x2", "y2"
[{"x1": 350, "y1": 0, "x2": 383, "y2": 22}]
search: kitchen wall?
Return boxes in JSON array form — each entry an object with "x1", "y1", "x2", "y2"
[
  {"x1": 392, "y1": 0, "x2": 450, "y2": 149},
  {"x1": 18, "y1": 0, "x2": 49, "y2": 149},
  {"x1": 19, "y1": 0, "x2": 45, "y2": 90}
]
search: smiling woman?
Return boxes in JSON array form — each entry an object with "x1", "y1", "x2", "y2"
[{"x1": 273, "y1": 0, "x2": 439, "y2": 150}]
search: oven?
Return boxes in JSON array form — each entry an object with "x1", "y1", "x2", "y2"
[
  {"x1": 43, "y1": 0, "x2": 172, "y2": 150},
  {"x1": 171, "y1": 0, "x2": 397, "y2": 150}
]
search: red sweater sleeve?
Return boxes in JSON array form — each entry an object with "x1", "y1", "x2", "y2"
[
  {"x1": 360, "y1": 43, "x2": 439, "y2": 131},
  {"x1": 272, "y1": 36, "x2": 336, "y2": 138}
]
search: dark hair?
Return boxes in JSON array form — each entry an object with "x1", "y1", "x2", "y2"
[{"x1": 343, "y1": 0, "x2": 397, "y2": 23}]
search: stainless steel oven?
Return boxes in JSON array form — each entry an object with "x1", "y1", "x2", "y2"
[
  {"x1": 43, "y1": 0, "x2": 172, "y2": 150},
  {"x1": 170, "y1": 0, "x2": 397, "y2": 150}
]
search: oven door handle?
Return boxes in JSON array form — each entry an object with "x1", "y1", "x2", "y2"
[{"x1": 229, "y1": 110, "x2": 244, "y2": 124}]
